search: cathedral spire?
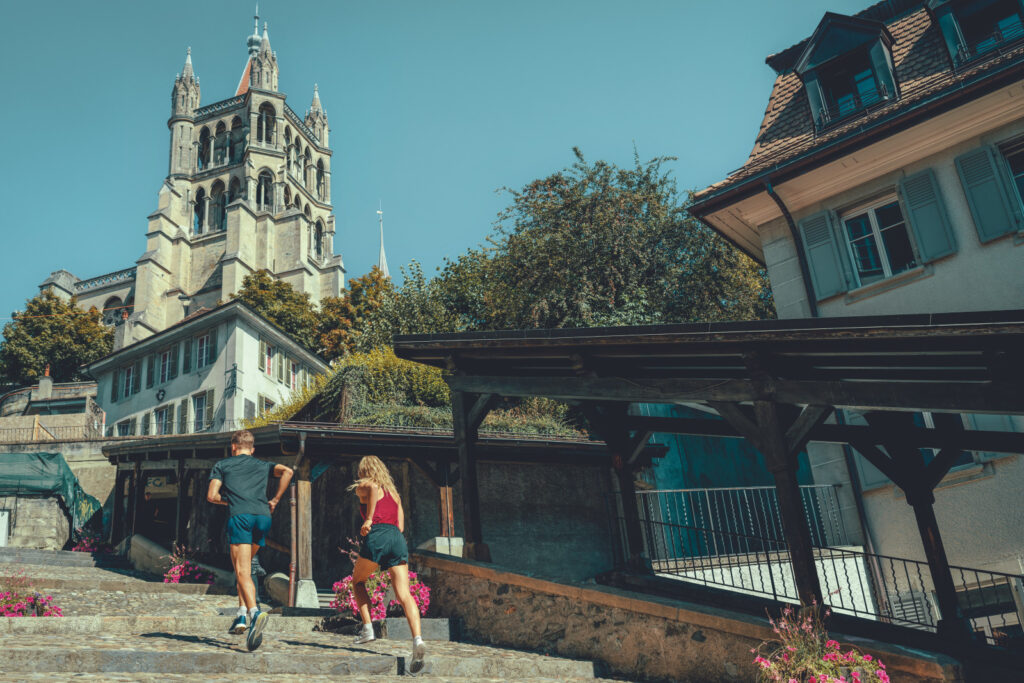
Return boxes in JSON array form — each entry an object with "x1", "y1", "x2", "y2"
[
  {"x1": 172, "y1": 47, "x2": 200, "y2": 117},
  {"x1": 182, "y1": 47, "x2": 194, "y2": 79},
  {"x1": 247, "y1": 5, "x2": 261, "y2": 57},
  {"x1": 311, "y1": 83, "x2": 322, "y2": 112},
  {"x1": 305, "y1": 83, "x2": 329, "y2": 144},
  {"x1": 261, "y1": 22, "x2": 272, "y2": 53}
]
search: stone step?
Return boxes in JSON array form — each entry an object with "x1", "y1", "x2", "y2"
[
  {"x1": 0, "y1": 632, "x2": 598, "y2": 679},
  {"x1": 0, "y1": 547, "x2": 131, "y2": 569},
  {"x1": 0, "y1": 573, "x2": 231, "y2": 595},
  {"x1": 1, "y1": 615, "x2": 323, "y2": 635}
]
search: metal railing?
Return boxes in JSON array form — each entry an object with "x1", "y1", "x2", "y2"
[
  {"x1": 956, "y1": 22, "x2": 1024, "y2": 67},
  {"x1": 0, "y1": 424, "x2": 104, "y2": 443},
  {"x1": 610, "y1": 490, "x2": 1024, "y2": 647},
  {"x1": 816, "y1": 83, "x2": 891, "y2": 130}
]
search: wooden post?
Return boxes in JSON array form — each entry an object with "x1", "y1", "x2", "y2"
[
  {"x1": 297, "y1": 458, "x2": 313, "y2": 581},
  {"x1": 110, "y1": 470, "x2": 125, "y2": 546},
  {"x1": 451, "y1": 390, "x2": 493, "y2": 561},
  {"x1": 174, "y1": 459, "x2": 186, "y2": 547},
  {"x1": 755, "y1": 401, "x2": 823, "y2": 607},
  {"x1": 615, "y1": 461, "x2": 647, "y2": 572},
  {"x1": 128, "y1": 462, "x2": 141, "y2": 542}
]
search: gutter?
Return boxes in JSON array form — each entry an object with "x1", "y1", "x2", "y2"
[{"x1": 764, "y1": 182, "x2": 819, "y2": 318}]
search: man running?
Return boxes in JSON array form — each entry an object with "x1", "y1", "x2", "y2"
[{"x1": 207, "y1": 429, "x2": 293, "y2": 651}]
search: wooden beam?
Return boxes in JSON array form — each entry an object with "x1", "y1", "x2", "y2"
[
  {"x1": 296, "y1": 458, "x2": 313, "y2": 582},
  {"x1": 708, "y1": 401, "x2": 763, "y2": 450},
  {"x1": 467, "y1": 393, "x2": 497, "y2": 431},
  {"x1": 848, "y1": 439, "x2": 910, "y2": 488},
  {"x1": 452, "y1": 391, "x2": 490, "y2": 562},
  {"x1": 755, "y1": 401, "x2": 823, "y2": 607},
  {"x1": 626, "y1": 430, "x2": 653, "y2": 466},
  {"x1": 447, "y1": 374, "x2": 1024, "y2": 414},
  {"x1": 785, "y1": 405, "x2": 832, "y2": 454},
  {"x1": 174, "y1": 459, "x2": 186, "y2": 547}
]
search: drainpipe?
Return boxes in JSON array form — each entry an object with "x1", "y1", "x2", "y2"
[{"x1": 764, "y1": 181, "x2": 819, "y2": 318}]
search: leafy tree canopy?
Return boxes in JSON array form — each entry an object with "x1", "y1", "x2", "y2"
[
  {"x1": 0, "y1": 291, "x2": 114, "y2": 385},
  {"x1": 231, "y1": 270, "x2": 318, "y2": 350}
]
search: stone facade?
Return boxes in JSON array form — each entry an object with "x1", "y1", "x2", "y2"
[
  {"x1": 0, "y1": 496, "x2": 70, "y2": 550},
  {"x1": 413, "y1": 552, "x2": 961, "y2": 683},
  {"x1": 39, "y1": 14, "x2": 343, "y2": 347}
]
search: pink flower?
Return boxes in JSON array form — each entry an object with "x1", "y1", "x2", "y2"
[
  {"x1": 826, "y1": 639, "x2": 840, "y2": 650},
  {"x1": 863, "y1": 654, "x2": 872, "y2": 661},
  {"x1": 877, "y1": 670, "x2": 890, "y2": 683}
]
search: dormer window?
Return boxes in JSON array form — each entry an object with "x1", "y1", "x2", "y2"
[
  {"x1": 933, "y1": 0, "x2": 1024, "y2": 66},
  {"x1": 794, "y1": 13, "x2": 897, "y2": 130}
]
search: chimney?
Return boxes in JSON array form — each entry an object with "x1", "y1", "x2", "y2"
[{"x1": 36, "y1": 364, "x2": 53, "y2": 400}]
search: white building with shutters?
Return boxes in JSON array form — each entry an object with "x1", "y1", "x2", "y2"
[
  {"x1": 86, "y1": 301, "x2": 328, "y2": 437},
  {"x1": 691, "y1": 0, "x2": 1024, "y2": 598}
]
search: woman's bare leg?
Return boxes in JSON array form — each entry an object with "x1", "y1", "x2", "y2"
[
  {"x1": 352, "y1": 557, "x2": 377, "y2": 626},
  {"x1": 388, "y1": 563, "x2": 421, "y2": 638}
]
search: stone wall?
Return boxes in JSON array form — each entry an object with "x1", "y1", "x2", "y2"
[
  {"x1": 412, "y1": 552, "x2": 962, "y2": 683},
  {"x1": 0, "y1": 496, "x2": 70, "y2": 550}
]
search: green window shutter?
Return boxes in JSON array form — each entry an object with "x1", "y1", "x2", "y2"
[
  {"x1": 259, "y1": 340, "x2": 267, "y2": 372},
  {"x1": 132, "y1": 362, "x2": 141, "y2": 394},
  {"x1": 146, "y1": 354, "x2": 155, "y2": 388},
  {"x1": 179, "y1": 399, "x2": 189, "y2": 434},
  {"x1": 141, "y1": 413, "x2": 150, "y2": 436},
  {"x1": 111, "y1": 371, "x2": 120, "y2": 402},
  {"x1": 205, "y1": 389, "x2": 215, "y2": 430},
  {"x1": 183, "y1": 339, "x2": 192, "y2": 374},
  {"x1": 802, "y1": 71, "x2": 827, "y2": 129},
  {"x1": 208, "y1": 328, "x2": 218, "y2": 365},
  {"x1": 955, "y1": 146, "x2": 1018, "y2": 243},
  {"x1": 169, "y1": 344, "x2": 179, "y2": 379},
  {"x1": 868, "y1": 40, "x2": 897, "y2": 100},
  {"x1": 165, "y1": 404, "x2": 175, "y2": 435},
  {"x1": 129, "y1": 417, "x2": 137, "y2": 436},
  {"x1": 798, "y1": 210, "x2": 850, "y2": 301},
  {"x1": 898, "y1": 169, "x2": 957, "y2": 263}
]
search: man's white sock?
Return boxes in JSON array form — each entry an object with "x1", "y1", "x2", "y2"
[{"x1": 237, "y1": 606, "x2": 247, "y2": 618}]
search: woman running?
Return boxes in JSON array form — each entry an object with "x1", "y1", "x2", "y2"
[{"x1": 349, "y1": 456, "x2": 425, "y2": 669}]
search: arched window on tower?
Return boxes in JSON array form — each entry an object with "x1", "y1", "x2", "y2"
[
  {"x1": 102, "y1": 297, "x2": 124, "y2": 326},
  {"x1": 257, "y1": 103, "x2": 276, "y2": 145},
  {"x1": 229, "y1": 177, "x2": 242, "y2": 204},
  {"x1": 198, "y1": 127, "x2": 211, "y2": 170},
  {"x1": 303, "y1": 148, "x2": 313, "y2": 189},
  {"x1": 194, "y1": 188, "x2": 206, "y2": 234},
  {"x1": 314, "y1": 221, "x2": 324, "y2": 261},
  {"x1": 304, "y1": 204, "x2": 312, "y2": 219},
  {"x1": 256, "y1": 171, "x2": 274, "y2": 212},
  {"x1": 316, "y1": 160, "x2": 325, "y2": 201},
  {"x1": 230, "y1": 117, "x2": 245, "y2": 163},
  {"x1": 214, "y1": 122, "x2": 227, "y2": 165},
  {"x1": 283, "y1": 186, "x2": 291, "y2": 208},
  {"x1": 211, "y1": 181, "x2": 226, "y2": 231}
]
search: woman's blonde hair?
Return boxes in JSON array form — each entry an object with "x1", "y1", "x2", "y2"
[{"x1": 347, "y1": 455, "x2": 399, "y2": 499}]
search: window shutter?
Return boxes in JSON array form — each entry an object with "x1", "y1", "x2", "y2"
[
  {"x1": 205, "y1": 389, "x2": 215, "y2": 430},
  {"x1": 111, "y1": 371, "x2": 120, "y2": 402},
  {"x1": 955, "y1": 146, "x2": 1018, "y2": 243},
  {"x1": 208, "y1": 328, "x2": 218, "y2": 365},
  {"x1": 868, "y1": 40, "x2": 897, "y2": 100},
  {"x1": 802, "y1": 71, "x2": 828, "y2": 129},
  {"x1": 798, "y1": 210, "x2": 850, "y2": 301},
  {"x1": 169, "y1": 344, "x2": 179, "y2": 379},
  {"x1": 183, "y1": 339, "x2": 192, "y2": 374},
  {"x1": 141, "y1": 413, "x2": 150, "y2": 436},
  {"x1": 165, "y1": 404, "x2": 175, "y2": 435},
  {"x1": 898, "y1": 169, "x2": 957, "y2": 263},
  {"x1": 179, "y1": 399, "x2": 189, "y2": 434},
  {"x1": 129, "y1": 417, "x2": 137, "y2": 436},
  {"x1": 277, "y1": 352, "x2": 285, "y2": 382},
  {"x1": 259, "y1": 340, "x2": 267, "y2": 373},
  {"x1": 146, "y1": 354, "x2": 155, "y2": 388},
  {"x1": 132, "y1": 362, "x2": 141, "y2": 394}
]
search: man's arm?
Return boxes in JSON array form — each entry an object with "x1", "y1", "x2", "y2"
[
  {"x1": 207, "y1": 478, "x2": 227, "y2": 506},
  {"x1": 269, "y1": 463, "x2": 293, "y2": 513}
]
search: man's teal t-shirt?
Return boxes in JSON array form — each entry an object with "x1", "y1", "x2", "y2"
[{"x1": 209, "y1": 454, "x2": 273, "y2": 518}]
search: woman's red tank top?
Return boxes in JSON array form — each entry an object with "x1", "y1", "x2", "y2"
[{"x1": 360, "y1": 489, "x2": 400, "y2": 526}]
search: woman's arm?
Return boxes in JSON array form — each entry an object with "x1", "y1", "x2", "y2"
[
  {"x1": 360, "y1": 483, "x2": 381, "y2": 536},
  {"x1": 396, "y1": 494, "x2": 405, "y2": 533}
]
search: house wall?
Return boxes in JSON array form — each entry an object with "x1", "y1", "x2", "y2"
[{"x1": 0, "y1": 496, "x2": 70, "y2": 550}]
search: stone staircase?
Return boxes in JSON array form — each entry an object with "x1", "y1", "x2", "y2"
[{"x1": 0, "y1": 552, "x2": 619, "y2": 681}]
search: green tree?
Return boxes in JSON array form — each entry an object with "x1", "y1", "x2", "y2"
[
  {"x1": 231, "y1": 270, "x2": 318, "y2": 349},
  {"x1": 440, "y1": 148, "x2": 773, "y2": 330},
  {"x1": 0, "y1": 291, "x2": 114, "y2": 385},
  {"x1": 315, "y1": 267, "x2": 394, "y2": 359}
]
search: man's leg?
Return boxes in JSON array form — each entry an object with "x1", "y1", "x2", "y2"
[{"x1": 229, "y1": 543, "x2": 257, "y2": 610}]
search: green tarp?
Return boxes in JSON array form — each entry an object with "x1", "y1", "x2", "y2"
[{"x1": 0, "y1": 452, "x2": 102, "y2": 530}]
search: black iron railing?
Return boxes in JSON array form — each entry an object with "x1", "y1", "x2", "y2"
[
  {"x1": 957, "y1": 22, "x2": 1024, "y2": 67},
  {"x1": 609, "y1": 490, "x2": 1024, "y2": 647}
]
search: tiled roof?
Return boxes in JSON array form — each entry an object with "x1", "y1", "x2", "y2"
[
  {"x1": 235, "y1": 58, "x2": 252, "y2": 96},
  {"x1": 693, "y1": 5, "x2": 1024, "y2": 205}
]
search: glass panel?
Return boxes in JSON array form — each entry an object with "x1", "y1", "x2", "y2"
[
  {"x1": 854, "y1": 69, "x2": 879, "y2": 106},
  {"x1": 844, "y1": 214, "x2": 884, "y2": 284},
  {"x1": 874, "y1": 201, "x2": 904, "y2": 229},
  {"x1": 880, "y1": 224, "x2": 917, "y2": 275}
]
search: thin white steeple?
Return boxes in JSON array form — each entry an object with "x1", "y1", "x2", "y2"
[{"x1": 377, "y1": 202, "x2": 390, "y2": 278}]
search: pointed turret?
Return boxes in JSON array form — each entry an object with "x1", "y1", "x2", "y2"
[
  {"x1": 377, "y1": 205, "x2": 390, "y2": 279},
  {"x1": 171, "y1": 47, "x2": 200, "y2": 117},
  {"x1": 305, "y1": 84, "x2": 329, "y2": 145},
  {"x1": 249, "y1": 21, "x2": 279, "y2": 91}
]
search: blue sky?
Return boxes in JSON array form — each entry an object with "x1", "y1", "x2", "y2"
[{"x1": 0, "y1": 0, "x2": 868, "y2": 328}]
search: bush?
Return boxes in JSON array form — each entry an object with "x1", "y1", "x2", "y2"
[
  {"x1": 331, "y1": 573, "x2": 430, "y2": 621},
  {"x1": 337, "y1": 347, "x2": 450, "y2": 408},
  {"x1": 163, "y1": 543, "x2": 214, "y2": 585},
  {"x1": 70, "y1": 527, "x2": 112, "y2": 554},
  {"x1": 0, "y1": 570, "x2": 63, "y2": 617},
  {"x1": 242, "y1": 370, "x2": 331, "y2": 429}
]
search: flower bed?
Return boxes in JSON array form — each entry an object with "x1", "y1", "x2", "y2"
[
  {"x1": 70, "y1": 527, "x2": 112, "y2": 554},
  {"x1": 163, "y1": 543, "x2": 214, "y2": 585},
  {"x1": 753, "y1": 603, "x2": 888, "y2": 683},
  {"x1": 331, "y1": 570, "x2": 430, "y2": 620},
  {"x1": 0, "y1": 572, "x2": 63, "y2": 617}
]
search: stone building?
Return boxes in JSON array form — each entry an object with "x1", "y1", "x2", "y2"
[
  {"x1": 39, "y1": 12, "x2": 344, "y2": 347},
  {"x1": 690, "y1": 0, "x2": 1024, "y2": 633}
]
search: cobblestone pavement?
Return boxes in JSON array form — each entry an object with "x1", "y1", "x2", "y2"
[
  {"x1": 43, "y1": 589, "x2": 236, "y2": 616},
  {"x1": 0, "y1": 676, "x2": 620, "y2": 682}
]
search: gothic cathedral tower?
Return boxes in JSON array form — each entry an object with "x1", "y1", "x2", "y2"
[{"x1": 106, "y1": 14, "x2": 343, "y2": 344}]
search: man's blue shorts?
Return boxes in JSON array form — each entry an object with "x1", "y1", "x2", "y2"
[{"x1": 226, "y1": 514, "x2": 272, "y2": 547}]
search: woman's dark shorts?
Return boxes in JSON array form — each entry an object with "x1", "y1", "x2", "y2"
[{"x1": 359, "y1": 523, "x2": 408, "y2": 570}]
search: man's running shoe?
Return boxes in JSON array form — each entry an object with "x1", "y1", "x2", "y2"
[
  {"x1": 246, "y1": 610, "x2": 269, "y2": 651},
  {"x1": 229, "y1": 614, "x2": 247, "y2": 634}
]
